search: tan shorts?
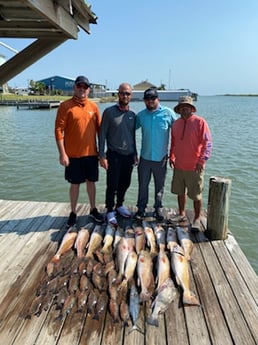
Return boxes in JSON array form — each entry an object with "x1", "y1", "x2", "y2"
[{"x1": 171, "y1": 168, "x2": 204, "y2": 201}]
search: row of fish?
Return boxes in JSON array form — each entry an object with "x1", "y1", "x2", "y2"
[{"x1": 26, "y1": 220, "x2": 200, "y2": 328}]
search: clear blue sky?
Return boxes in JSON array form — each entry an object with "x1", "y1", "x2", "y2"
[{"x1": 1, "y1": 0, "x2": 258, "y2": 95}]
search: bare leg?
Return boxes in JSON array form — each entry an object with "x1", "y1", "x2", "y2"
[
  {"x1": 70, "y1": 184, "x2": 80, "y2": 213},
  {"x1": 193, "y1": 199, "x2": 202, "y2": 220},
  {"x1": 178, "y1": 194, "x2": 186, "y2": 216},
  {"x1": 86, "y1": 181, "x2": 96, "y2": 210}
]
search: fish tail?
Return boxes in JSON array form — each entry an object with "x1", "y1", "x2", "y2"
[
  {"x1": 183, "y1": 290, "x2": 200, "y2": 306},
  {"x1": 100, "y1": 246, "x2": 108, "y2": 254},
  {"x1": 147, "y1": 316, "x2": 159, "y2": 327},
  {"x1": 150, "y1": 250, "x2": 158, "y2": 259},
  {"x1": 118, "y1": 279, "x2": 127, "y2": 291},
  {"x1": 128, "y1": 324, "x2": 144, "y2": 335}
]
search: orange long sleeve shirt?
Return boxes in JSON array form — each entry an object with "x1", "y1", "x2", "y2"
[{"x1": 55, "y1": 97, "x2": 101, "y2": 158}]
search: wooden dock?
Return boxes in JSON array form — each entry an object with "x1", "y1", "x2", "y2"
[
  {"x1": 0, "y1": 199, "x2": 257, "y2": 345},
  {"x1": 16, "y1": 100, "x2": 61, "y2": 109}
]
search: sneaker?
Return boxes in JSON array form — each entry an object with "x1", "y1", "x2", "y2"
[
  {"x1": 134, "y1": 210, "x2": 145, "y2": 220},
  {"x1": 153, "y1": 208, "x2": 164, "y2": 222},
  {"x1": 66, "y1": 211, "x2": 77, "y2": 228},
  {"x1": 107, "y1": 211, "x2": 118, "y2": 226},
  {"x1": 116, "y1": 205, "x2": 131, "y2": 218},
  {"x1": 90, "y1": 208, "x2": 104, "y2": 223}
]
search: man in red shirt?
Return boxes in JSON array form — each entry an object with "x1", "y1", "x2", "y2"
[{"x1": 169, "y1": 96, "x2": 212, "y2": 230}]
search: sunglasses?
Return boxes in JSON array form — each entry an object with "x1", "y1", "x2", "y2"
[
  {"x1": 76, "y1": 83, "x2": 89, "y2": 89},
  {"x1": 119, "y1": 91, "x2": 131, "y2": 96}
]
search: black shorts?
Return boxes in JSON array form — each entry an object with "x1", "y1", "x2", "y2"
[{"x1": 65, "y1": 156, "x2": 99, "y2": 184}]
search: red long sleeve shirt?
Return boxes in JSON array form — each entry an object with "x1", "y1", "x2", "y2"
[{"x1": 169, "y1": 114, "x2": 212, "y2": 171}]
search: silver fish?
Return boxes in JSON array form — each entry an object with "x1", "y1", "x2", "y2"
[{"x1": 129, "y1": 284, "x2": 144, "y2": 334}]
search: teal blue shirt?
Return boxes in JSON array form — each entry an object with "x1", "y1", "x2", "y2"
[{"x1": 136, "y1": 105, "x2": 177, "y2": 161}]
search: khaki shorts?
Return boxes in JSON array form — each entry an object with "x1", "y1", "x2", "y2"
[{"x1": 171, "y1": 168, "x2": 204, "y2": 201}]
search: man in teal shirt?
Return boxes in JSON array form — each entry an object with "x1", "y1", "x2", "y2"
[{"x1": 135, "y1": 88, "x2": 177, "y2": 221}]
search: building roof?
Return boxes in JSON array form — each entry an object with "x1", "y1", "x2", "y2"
[{"x1": 133, "y1": 80, "x2": 157, "y2": 90}]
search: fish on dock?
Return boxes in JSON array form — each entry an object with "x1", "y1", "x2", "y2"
[
  {"x1": 46, "y1": 226, "x2": 78, "y2": 276},
  {"x1": 147, "y1": 277, "x2": 177, "y2": 327},
  {"x1": 75, "y1": 222, "x2": 95, "y2": 258},
  {"x1": 142, "y1": 221, "x2": 158, "y2": 257},
  {"x1": 113, "y1": 226, "x2": 124, "y2": 249},
  {"x1": 166, "y1": 227, "x2": 178, "y2": 252},
  {"x1": 128, "y1": 283, "x2": 144, "y2": 334},
  {"x1": 101, "y1": 223, "x2": 116, "y2": 254},
  {"x1": 171, "y1": 245, "x2": 200, "y2": 306},
  {"x1": 154, "y1": 224, "x2": 166, "y2": 252},
  {"x1": 118, "y1": 250, "x2": 137, "y2": 291},
  {"x1": 156, "y1": 249, "x2": 171, "y2": 290},
  {"x1": 176, "y1": 226, "x2": 194, "y2": 261},
  {"x1": 133, "y1": 224, "x2": 146, "y2": 254},
  {"x1": 85, "y1": 224, "x2": 105, "y2": 258},
  {"x1": 115, "y1": 236, "x2": 130, "y2": 283},
  {"x1": 137, "y1": 250, "x2": 155, "y2": 302}
]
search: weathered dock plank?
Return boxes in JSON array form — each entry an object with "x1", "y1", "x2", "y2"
[{"x1": 0, "y1": 200, "x2": 257, "y2": 345}]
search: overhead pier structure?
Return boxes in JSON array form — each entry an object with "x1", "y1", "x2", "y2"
[{"x1": 0, "y1": 0, "x2": 97, "y2": 85}]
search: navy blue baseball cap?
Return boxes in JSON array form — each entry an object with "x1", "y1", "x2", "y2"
[{"x1": 74, "y1": 76, "x2": 90, "y2": 86}]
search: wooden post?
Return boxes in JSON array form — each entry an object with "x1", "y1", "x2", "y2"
[{"x1": 206, "y1": 176, "x2": 231, "y2": 240}]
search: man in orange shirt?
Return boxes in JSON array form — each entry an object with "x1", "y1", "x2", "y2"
[
  {"x1": 169, "y1": 96, "x2": 212, "y2": 230},
  {"x1": 55, "y1": 75, "x2": 103, "y2": 227}
]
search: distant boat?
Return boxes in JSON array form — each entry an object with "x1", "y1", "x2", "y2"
[{"x1": 104, "y1": 89, "x2": 197, "y2": 102}]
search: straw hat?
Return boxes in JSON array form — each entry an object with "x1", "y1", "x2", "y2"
[{"x1": 174, "y1": 96, "x2": 196, "y2": 114}]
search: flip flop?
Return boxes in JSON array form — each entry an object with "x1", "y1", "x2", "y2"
[{"x1": 167, "y1": 215, "x2": 187, "y2": 223}]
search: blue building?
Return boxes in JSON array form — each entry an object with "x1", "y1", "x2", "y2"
[
  {"x1": 37, "y1": 75, "x2": 106, "y2": 97},
  {"x1": 37, "y1": 75, "x2": 75, "y2": 95}
]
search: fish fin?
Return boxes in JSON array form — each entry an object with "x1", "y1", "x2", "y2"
[
  {"x1": 128, "y1": 324, "x2": 144, "y2": 335},
  {"x1": 118, "y1": 279, "x2": 127, "y2": 291},
  {"x1": 147, "y1": 316, "x2": 159, "y2": 327},
  {"x1": 150, "y1": 251, "x2": 158, "y2": 259},
  {"x1": 140, "y1": 291, "x2": 151, "y2": 303},
  {"x1": 183, "y1": 290, "x2": 200, "y2": 306}
]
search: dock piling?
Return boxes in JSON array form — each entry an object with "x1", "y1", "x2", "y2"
[{"x1": 206, "y1": 176, "x2": 232, "y2": 240}]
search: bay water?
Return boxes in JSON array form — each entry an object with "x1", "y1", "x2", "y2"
[{"x1": 0, "y1": 96, "x2": 257, "y2": 273}]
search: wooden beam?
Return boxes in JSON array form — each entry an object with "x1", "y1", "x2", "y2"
[
  {"x1": 0, "y1": 38, "x2": 67, "y2": 84},
  {"x1": 23, "y1": 0, "x2": 78, "y2": 38}
]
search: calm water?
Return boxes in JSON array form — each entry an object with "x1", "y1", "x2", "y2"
[{"x1": 0, "y1": 96, "x2": 257, "y2": 273}]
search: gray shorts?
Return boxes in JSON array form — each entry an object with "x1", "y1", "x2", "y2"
[{"x1": 171, "y1": 168, "x2": 204, "y2": 200}]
